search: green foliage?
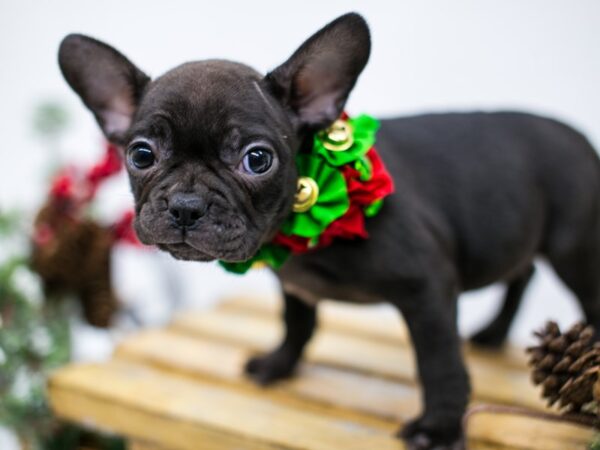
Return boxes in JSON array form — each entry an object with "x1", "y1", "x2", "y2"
[
  {"x1": 0, "y1": 103, "x2": 127, "y2": 449},
  {"x1": 0, "y1": 210, "x2": 71, "y2": 447},
  {"x1": 0, "y1": 211, "x2": 21, "y2": 235},
  {"x1": 31, "y1": 102, "x2": 69, "y2": 138},
  {"x1": 42, "y1": 424, "x2": 127, "y2": 450},
  {"x1": 0, "y1": 208, "x2": 126, "y2": 449}
]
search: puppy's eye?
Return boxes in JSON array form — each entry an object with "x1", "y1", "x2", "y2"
[
  {"x1": 128, "y1": 144, "x2": 155, "y2": 170},
  {"x1": 242, "y1": 147, "x2": 273, "y2": 175}
]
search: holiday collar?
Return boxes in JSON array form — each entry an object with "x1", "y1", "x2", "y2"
[{"x1": 220, "y1": 113, "x2": 394, "y2": 274}]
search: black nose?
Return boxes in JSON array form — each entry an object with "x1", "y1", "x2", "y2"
[{"x1": 168, "y1": 193, "x2": 207, "y2": 229}]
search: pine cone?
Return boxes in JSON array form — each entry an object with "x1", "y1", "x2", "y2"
[
  {"x1": 31, "y1": 200, "x2": 120, "y2": 328},
  {"x1": 527, "y1": 321, "x2": 600, "y2": 415}
]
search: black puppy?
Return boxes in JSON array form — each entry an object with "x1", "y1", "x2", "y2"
[{"x1": 58, "y1": 13, "x2": 600, "y2": 449}]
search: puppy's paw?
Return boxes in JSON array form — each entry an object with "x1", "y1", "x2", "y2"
[
  {"x1": 244, "y1": 347, "x2": 298, "y2": 386},
  {"x1": 398, "y1": 416, "x2": 464, "y2": 450}
]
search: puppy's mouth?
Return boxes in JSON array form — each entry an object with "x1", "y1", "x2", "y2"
[
  {"x1": 157, "y1": 242, "x2": 216, "y2": 262},
  {"x1": 151, "y1": 230, "x2": 248, "y2": 261},
  {"x1": 137, "y1": 215, "x2": 259, "y2": 263}
]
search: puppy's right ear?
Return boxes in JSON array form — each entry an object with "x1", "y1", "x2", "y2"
[
  {"x1": 58, "y1": 34, "x2": 150, "y2": 144},
  {"x1": 264, "y1": 13, "x2": 371, "y2": 132}
]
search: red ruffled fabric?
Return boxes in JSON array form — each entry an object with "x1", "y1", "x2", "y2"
[
  {"x1": 341, "y1": 148, "x2": 395, "y2": 207},
  {"x1": 316, "y1": 148, "x2": 394, "y2": 248},
  {"x1": 318, "y1": 204, "x2": 368, "y2": 248},
  {"x1": 272, "y1": 232, "x2": 311, "y2": 254}
]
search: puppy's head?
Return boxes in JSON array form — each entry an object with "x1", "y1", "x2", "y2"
[{"x1": 58, "y1": 13, "x2": 370, "y2": 262}]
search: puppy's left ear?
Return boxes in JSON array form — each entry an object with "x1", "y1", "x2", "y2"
[
  {"x1": 58, "y1": 34, "x2": 150, "y2": 144},
  {"x1": 264, "y1": 13, "x2": 371, "y2": 131}
]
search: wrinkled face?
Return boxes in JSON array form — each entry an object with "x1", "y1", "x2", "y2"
[
  {"x1": 124, "y1": 62, "x2": 298, "y2": 261},
  {"x1": 58, "y1": 13, "x2": 371, "y2": 263}
]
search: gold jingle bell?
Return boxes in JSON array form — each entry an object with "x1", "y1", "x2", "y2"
[
  {"x1": 293, "y1": 176, "x2": 319, "y2": 213},
  {"x1": 320, "y1": 119, "x2": 354, "y2": 152}
]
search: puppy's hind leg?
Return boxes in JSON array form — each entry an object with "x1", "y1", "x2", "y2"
[
  {"x1": 470, "y1": 264, "x2": 535, "y2": 348},
  {"x1": 245, "y1": 292, "x2": 316, "y2": 385},
  {"x1": 549, "y1": 244, "x2": 600, "y2": 336}
]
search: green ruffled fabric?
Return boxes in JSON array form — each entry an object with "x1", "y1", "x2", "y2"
[
  {"x1": 354, "y1": 155, "x2": 373, "y2": 181},
  {"x1": 218, "y1": 244, "x2": 290, "y2": 274},
  {"x1": 364, "y1": 199, "x2": 384, "y2": 217},
  {"x1": 279, "y1": 154, "x2": 349, "y2": 238},
  {"x1": 314, "y1": 115, "x2": 380, "y2": 167}
]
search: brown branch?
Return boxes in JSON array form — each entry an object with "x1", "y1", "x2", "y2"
[{"x1": 463, "y1": 403, "x2": 599, "y2": 430}]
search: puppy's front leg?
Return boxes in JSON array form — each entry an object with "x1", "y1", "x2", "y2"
[
  {"x1": 396, "y1": 288, "x2": 469, "y2": 450},
  {"x1": 245, "y1": 293, "x2": 316, "y2": 385}
]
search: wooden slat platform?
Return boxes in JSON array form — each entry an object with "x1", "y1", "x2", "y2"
[{"x1": 48, "y1": 296, "x2": 594, "y2": 450}]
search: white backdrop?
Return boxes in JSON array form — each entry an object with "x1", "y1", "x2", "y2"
[
  {"x1": 1, "y1": 2, "x2": 600, "y2": 446},
  {"x1": 1, "y1": 0, "x2": 600, "y2": 350}
]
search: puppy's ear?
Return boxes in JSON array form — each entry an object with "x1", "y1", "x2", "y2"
[
  {"x1": 58, "y1": 34, "x2": 150, "y2": 143},
  {"x1": 265, "y1": 13, "x2": 370, "y2": 131}
]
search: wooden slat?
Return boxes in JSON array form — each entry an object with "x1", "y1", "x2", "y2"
[
  {"x1": 219, "y1": 295, "x2": 529, "y2": 369},
  {"x1": 219, "y1": 295, "x2": 531, "y2": 376},
  {"x1": 117, "y1": 330, "x2": 590, "y2": 450},
  {"x1": 49, "y1": 361, "x2": 403, "y2": 450},
  {"x1": 171, "y1": 306, "x2": 545, "y2": 410},
  {"x1": 466, "y1": 408, "x2": 594, "y2": 450},
  {"x1": 47, "y1": 296, "x2": 596, "y2": 450},
  {"x1": 220, "y1": 296, "x2": 410, "y2": 344},
  {"x1": 171, "y1": 307, "x2": 416, "y2": 380},
  {"x1": 50, "y1": 333, "x2": 594, "y2": 450},
  {"x1": 130, "y1": 442, "x2": 174, "y2": 450},
  {"x1": 114, "y1": 328, "x2": 420, "y2": 423},
  {"x1": 113, "y1": 329, "x2": 594, "y2": 450}
]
